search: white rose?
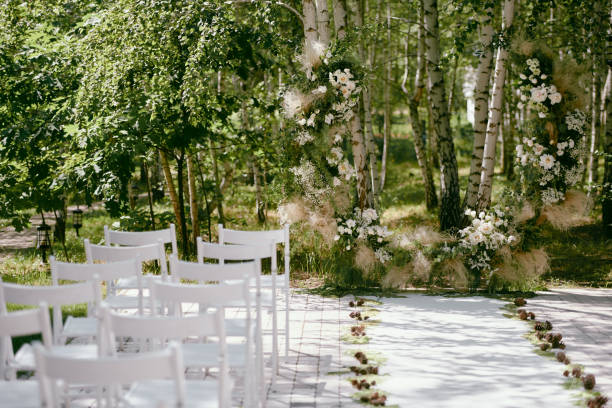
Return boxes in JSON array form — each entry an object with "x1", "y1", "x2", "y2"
[
  {"x1": 297, "y1": 118, "x2": 306, "y2": 126},
  {"x1": 549, "y1": 92, "x2": 562, "y2": 105},
  {"x1": 519, "y1": 73, "x2": 527, "y2": 80}
]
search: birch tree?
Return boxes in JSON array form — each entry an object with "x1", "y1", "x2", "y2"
[
  {"x1": 402, "y1": 1, "x2": 437, "y2": 210},
  {"x1": 333, "y1": 0, "x2": 347, "y2": 39},
  {"x1": 465, "y1": 5, "x2": 494, "y2": 209},
  {"x1": 316, "y1": 0, "x2": 331, "y2": 46},
  {"x1": 303, "y1": 0, "x2": 317, "y2": 43},
  {"x1": 350, "y1": 0, "x2": 371, "y2": 209},
  {"x1": 380, "y1": 2, "x2": 392, "y2": 190},
  {"x1": 477, "y1": 0, "x2": 515, "y2": 210},
  {"x1": 424, "y1": 0, "x2": 461, "y2": 230}
]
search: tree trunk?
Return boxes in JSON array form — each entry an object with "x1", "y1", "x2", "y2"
[
  {"x1": 351, "y1": 113, "x2": 369, "y2": 210},
  {"x1": 303, "y1": 0, "x2": 318, "y2": 43},
  {"x1": 380, "y1": 2, "x2": 392, "y2": 191},
  {"x1": 252, "y1": 159, "x2": 265, "y2": 223},
  {"x1": 403, "y1": 4, "x2": 437, "y2": 211},
  {"x1": 465, "y1": 7, "x2": 494, "y2": 209},
  {"x1": 423, "y1": 0, "x2": 461, "y2": 231},
  {"x1": 589, "y1": 56, "x2": 602, "y2": 185},
  {"x1": 447, "y1": 55, "x2": 459, "y2": 114},
  {"x1": 503, "y1": 100, "x2": 515, "y2": 179},
  {"x1": 349, "y1": 0, "x2": 372, "y2": 209},
  {"x1": 175, "y1": 152, "x2": 189, "y2": 254},
  {"x1": 143, "y1": 161, "x2": 156, "y2": 230},
  {"x1": 332, "y1": 0, "x2": 347, "y2": 39},
  {"x1": 361, "y1": 0, "x2": 380, "y2": 199},
  {"x1": 602, "y1": 65, "x2": 612, "y2": 233},
  {"x1": 160, "y1": 149, "x2": 187, "y2": 253},
  {"x1": 209, "y1": 142, "x2": 225, "y2": 225},
  {"x1": 316, "y1": 0, "x2": 331, "y2": 46},
  {"x1": 186, "y1": 154, "x2": 200, "y2": 249},
  {"x1": 477, "y1": 0, "x2": 515, "y2": 210}
]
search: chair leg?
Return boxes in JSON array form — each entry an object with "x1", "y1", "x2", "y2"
[
  {"x1": 284, "y1": 286, "x2": 290, "y2": 358},
  {"x1": 272, "y1": 290, "x2": 278, "y2": 381}
]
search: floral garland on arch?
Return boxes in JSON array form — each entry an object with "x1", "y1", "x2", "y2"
[
  {"x1": 278, "y1": 39, "x2": 393, "y2": 279},
  {"x1": 513, "y1": 50, "x2": 588, "y2": 211}
]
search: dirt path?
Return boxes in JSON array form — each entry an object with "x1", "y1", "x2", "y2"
[{"x1": 0, "y1": 204, "x2": 102, "y2": 260}]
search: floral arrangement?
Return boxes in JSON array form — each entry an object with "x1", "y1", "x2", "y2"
[
  {"x1": 280, "y1": 38, "x2": 364, "y2": 203},
  {"x1": 514, "y1": 52, "x2": 588, "y2": 209},
  {"x1": 457, "y1": 207, "x2": 517, "y2": 277},
  {"x1": 335, "y1": 207, "x2": 393, "y2": 264},
  {"x1": 517, "y1": 57, "x2": 562, "y2": 119}
]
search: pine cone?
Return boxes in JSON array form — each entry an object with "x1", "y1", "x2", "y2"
[
  {"x1": 518, "y1": 310, "x2": 528, "y2": 320},
  {"x1": 572, "y1": 367, "x2": 582, "y2": 378},
  {"x1": 563, "y1": 370, "x2": 570, "y2": 377},
  {"x1": 583, "y1": 374, "x2": 596, "y2": 390},
  {"x1": 528, "y1": 312, "x2": 536, "y2": 320},
  {"x1": 556, "y1": 352, "x2": 566, "y2": 363},
  {"x1": 357, "y1": 299, "x2": 365, "y2": 306},
  {"x1": 534, "y1": 321, "x2": 545, "y2": 331},
  {"x1": 514, "y1": 298, "x2": 527, "y2": 306},
  {"x1": 540, "y1": 343, "x2": 550, "y2": 351},
  {"x1": 349, "y1": 301, "x2": 355, "y2": 307},
  {"x1": 545, "y1": 321, "x2": 553, "y2": 330},
  {"x1": 587, "y1": 395, "x2": 608, "y2": 408}
]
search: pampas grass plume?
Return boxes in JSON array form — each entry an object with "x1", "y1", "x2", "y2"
[
  {"x1": 382, "y1": 265, "x2": 410, "y2": 289},
  {"x1": 355, "y1": 244, "x2": 377, "y2": 273},
  {"x1": 542, "y1": 190, "x2": 591, "y2": 231}
]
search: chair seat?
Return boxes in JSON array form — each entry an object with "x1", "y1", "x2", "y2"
[
  {"x1": 0, "y1": 380, "x2": 40, "y2": 408},
  {"x1": 12, "y1": 344, "x2": 98, "y2": 371},
  {"x1": 125, "y1": 379, "x2": 224, "y2": 408},
  {"x1": 224, "y1": 291, "x2": 274, "y2": 309},
  {"x1": 181, "y1": 343, "x2": 248, "y2": 369},
  {"x1": 258, "y1": 274, "x2": 289, "y2": 288},
  {"x1": 62, "y1": 316, "x2": 98, "y2": 339}
]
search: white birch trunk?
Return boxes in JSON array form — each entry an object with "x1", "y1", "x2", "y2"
[
  {"x1": 316, "y1": 0, "x2": 331, "y2": 46},
  {"x1": 424, "y1": 0, "x2": 461, "y2": 230},
  {"x1": 303, "y1": 0, "x2": 317, "y2": 43},
  {"x1": 332, "y1": 0, "x2": 347, "y2": 39},
  {"x1": 351, "y1": 113, "x2": 369, "y2": 209},
  {"x1": 380, "y1": 2, "x2": 391, "y2": 191},
  {"x1": 477, "y1": 0, "x2": 515, "y2": 210},
  {"x1": 465, "y1": 7, "x2": 494, "y2": 209}
]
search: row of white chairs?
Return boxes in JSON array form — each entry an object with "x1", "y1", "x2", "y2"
[{"x1": 1, "y1": 223, "x2": 291, "y2": 408}]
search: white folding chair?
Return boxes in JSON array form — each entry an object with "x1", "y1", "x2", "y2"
[
  {"x1": 51, "y1": 256, "x2": 145, "y2": 315},
  {"x1": 34, "y1": 338, "x2": 230, "y2": 408},
  {"x1": 0, "y1": 279, "x2": 100, "y2": 376},
  {"x1": 218, "y1": 224, "x2": 291, "y2": 357},
  {"x1": 168, "y1": 257, "x2": 259, "y2": 406},
  {"x1": 0, "y1": 304, "x2": 52, "y2": 384},
  {"x1": 104, "y1": 223, "x2": 178, "y2": 257},
  {"x1": 196, "y1": 239, "x2": 277, "y2": 394},
  {"x1": 0, "y1": 306, "x2": 48, "y2": 408},
  {"x1": 84, "y1": 238, "x2": 167, "y2": 291}
]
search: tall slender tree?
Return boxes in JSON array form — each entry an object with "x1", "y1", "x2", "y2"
[
  {"x1": 402, "y1": 1, "x2": 437, "y2": 211},
  {"x1": 423, "y1": 0, "x2": 461, "y2": 230},
  {"x1": 465, "y1": 5, "x2": 494, "y2": 209},
  {"x1": 477, "y1": 0, "x2": 515, "y2": 210}
]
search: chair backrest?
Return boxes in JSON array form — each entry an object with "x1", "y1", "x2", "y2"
[
  {"x1": 151, "y1": 280, "x2": 250, "y2": 314},
  {"x1": 51, "y1": 256, "x2": 141, "y2": 284},
  {"x1": 104, "y1": 224, "x2": 178, "y2": 257},
  {"x1": 218, "y1": 223, "x2": 291, "y2": 279},
  {"x1": 196, "y1": 239, "x2": 275, "y2": 269},
  {"x1": 0, "y1": 277, "x2": 101, "y2": 344},
  {"x1": 84, "y1": 239, "x2": 168, "y2": 278},
  {"x1": 100, "y1": 304, "x2": 226, "y2": 353},
  {"x1": 0, "y1": 304, "x2": 53, "y2": 380},
  {"x1": 169, "y1": 255, "x2": 258, "y2": 284},
  {"x1": 0, "y1": 304, "x2": 53, "y2": 346},
  {"x1": 34, "y1": 341, "x2": 188, "y2": 407}
]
